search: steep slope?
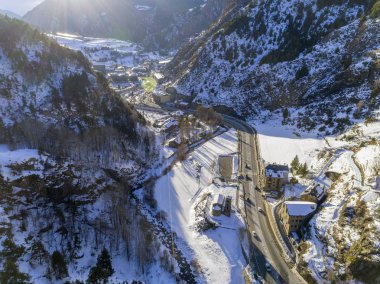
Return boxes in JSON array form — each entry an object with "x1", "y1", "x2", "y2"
[
  {"x1": 0, "y1": 15, "x2": 155, "y2": 173},
  {"x1": 0, "y1": 16, "x2": 180, "y2": 284},
  {"x1": 23, "y1": 0, "x2": 228, "y2": 50},
  {"x1": 169, "y1": 0, "x2": 380, "y2": 134}
]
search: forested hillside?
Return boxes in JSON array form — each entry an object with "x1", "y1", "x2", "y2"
[
  {"x1": 169, "y1": 0, "x2": 380, "y2": 134},
  {"x1": 0, "y1": 16, "x2": 171, "y2": 283}
]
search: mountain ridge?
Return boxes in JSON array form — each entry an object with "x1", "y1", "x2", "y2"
[{"x1": 168, "y1": 0, "x2": 380, "y2": 134}]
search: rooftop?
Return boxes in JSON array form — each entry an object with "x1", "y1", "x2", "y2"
[
  {"x1": 266, "y1": 164, "x2": 289, "y2": 172},
  {"x1": 284, "y1": 201, "x2": 316, "y2": 216},
  {"x1": 265, "y1": 164, "x2": 289, "y2": 178},
  {"x1": 213, "y1": 194, "x2": 225, "y2": 206}
]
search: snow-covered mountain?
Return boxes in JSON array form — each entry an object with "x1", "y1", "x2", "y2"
[
  {"x1": 0, "y1": 15, "x2": 152, "y2": 170},
  {"x1": 0, "y1": 16, "x2": 172, "y2": 283},
  {"x1": 23, "y1": 0, "x2": 228, "y2": 51},
  {"x1": 169, "y1": 0, "x2": 380, "y2": 134}
]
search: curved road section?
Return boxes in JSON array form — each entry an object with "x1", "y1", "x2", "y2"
[{"x1": 136, "y1": 105, "x2": 304, "y2": 284}]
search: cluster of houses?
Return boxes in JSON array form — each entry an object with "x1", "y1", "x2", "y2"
[
  {"x1": 263, "y1": 163, "x2": 324, "y2": 235},
  {"x1": 151, "y1": 112, "x2": 217, "y2": 149}
]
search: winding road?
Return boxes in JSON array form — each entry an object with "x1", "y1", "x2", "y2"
[{"x1": 223, "y1": 115, "x2": 304, "y2": 284}]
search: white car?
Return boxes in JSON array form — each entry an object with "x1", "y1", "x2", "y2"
[
  {"x1": 258, "y1": 207, "x2": 264, "y2": 213},
  {"x1": 252, "y1": 230, "x2": 258, "y2": 238}
]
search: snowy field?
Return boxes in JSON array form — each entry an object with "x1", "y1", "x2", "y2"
[
  {"x1": 48, "y1": 33, "x2": 165, "y2": 68},
  {"x1": 254, "y1": 118, "x2": 326, "y2": 166},
  {"x1": 154, "y1": 129, "x2": 246, "y2": 283}
]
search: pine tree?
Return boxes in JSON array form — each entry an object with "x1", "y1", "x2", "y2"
[
  {"x1": 290, "y1": 155, "x2": 300, "y2": 173},
  {"x1": 87, "y1": 247, "x2": 114, "y2": 284},
  {"x1": 282, "y1": 108, "x2": 289, "y2": 123},
  {"x1": 51, "y1": 251, "x2": 68, "y2": 279},
  {"x1": 0, "y1": 259, "x2": 30, "y2": 284},
  {"x1": 298, "y1": 163, "x2": 308, "y2": 178}
]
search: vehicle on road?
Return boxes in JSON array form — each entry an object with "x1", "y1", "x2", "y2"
[
  {"x1": 265, "y1": 262, "x2": 271, "y2": 272},
  {"x1": 245, "y1": 174, "x2": 252, "y2": 181},
  {"x1": 258, "y1": 207, "x2": 264, "y2": 213},
  {"x1": 245, "y1": 163, "x2": 251, "y2": 169},
  {"x1": 255, "y1": 186, "x2": 260, "y2": 191},
  {"x1": 246, "y1": 197, "x2": 252, "y2": 204},
  {"x1": 252, "y1": 230, "x2": 258, "y2": 238}
]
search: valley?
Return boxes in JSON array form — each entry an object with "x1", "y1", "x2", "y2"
[{"x1": 0, "y1": 1, "x2": 379, "y2": 283}]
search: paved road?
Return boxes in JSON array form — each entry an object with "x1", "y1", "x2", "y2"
[
  {"x1": 136, "y1": 104, "x2": 303, "y2": 284},
  {"x1": 223, "y1": 115, "x2": 303, "y2": 284}
]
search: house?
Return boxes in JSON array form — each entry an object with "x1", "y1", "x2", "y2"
[
  {"x1": 93, "y1": 64, "x2": 106, "y2": 73},
  {"x1": 153, "y1": 91, "x2": 172, "y2": 104},
  {"x1": 174, "y1": 100, "x2": 189, "y2": 109},
  {"x1": 265, "y1": 164, "x2": 289, "y2": 190},
  {"x1": 153, "y1": 72, "x2": 165, "y2": 84},
  {"x1": 375, "y1": 176, "x2": 380, "y2": 190},
  {"x1": 300, "y1": 183, "x2": 325, "y2": 204},
  {"x1": 167, "y1": 136, "x2": 181, "y2": 148},
  {"x1": 218, "y1": 155, "x2": 238, "y2": 183},
  {"x1": 161, "y1": 117, "x2": 178, "y2": 133},
  {"x1": 279, "y1": 201, "x2": 317, "y2": 235},
  {"x1": 211, "y1": 194, "x2": 225, "y2": 216}
]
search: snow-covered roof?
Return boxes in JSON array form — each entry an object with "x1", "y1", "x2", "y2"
[
  {"x1": 213, "y1": 194, "x2": 225, "y2": 206},
  {"x1": 284, "y1": 201, "x2": 316, "y2": 216},
  {"x1": 154, "y1": 72, "x2": 164, "y2": 80},
  {"x1": 302, "y1": 184, "x2": 325, "y2": 199},
  {"x1": 265, "y1": 164, "x2": 289, "y2": 178}
]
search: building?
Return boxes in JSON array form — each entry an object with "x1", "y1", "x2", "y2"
[
  {"x1": 279, "y1": 201, "x2": 317, "y2": 235},
  {"x1": 211, "y1": 194, "x2": 225, "y2": 216},
  {"x1": 167, "y1": 136, "x2": 181, "y2": 148},
  {"x1": 153, "y1": 92, "x2": 172, "y2": 104},
  {"x1": 174, "y1": 100, "x2": 189, "y2": 109},
  {"x1": 153, "y1": 72, "x2": 165, "y2": 84},
  {"x1": 265, "y1": 164, "x2": 289, "y2": 190},
  {"x1": 93, "y1": 64, "x2": 106, "y2": 73},
  {"x1": 218, "y1": 155, "x2": 238, "y2": 183},
  {"x1": 300, "y1": 183, "x2": 325, "y2": 203}
]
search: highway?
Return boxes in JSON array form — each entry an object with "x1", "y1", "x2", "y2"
[
  {"x1": 136, "y1": 104, "x2": 304, "y2": 284},
  {"x1": 223, "y1": 115, "x2": 303, "y2": 284}
]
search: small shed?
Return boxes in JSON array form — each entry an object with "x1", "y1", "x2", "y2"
[
  {"x1": 153, "y1": 92, "x2": 172, "y2": 104},
  {"x1": 153, "y1": 72, "x2": 165, "y2": 84},
  {"x1": 211, "y1": 194, "x2": 225, "y2": 216}
]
